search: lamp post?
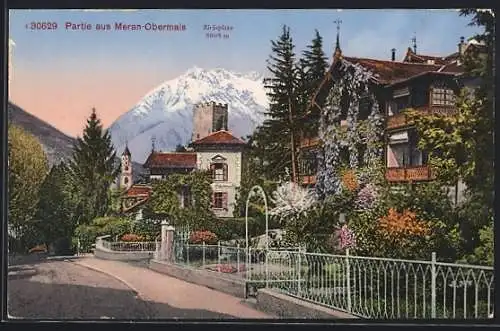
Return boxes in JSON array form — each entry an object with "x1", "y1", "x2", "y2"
[{"x1": 245, "y1": 185, "x2": 269, "y2": 285}]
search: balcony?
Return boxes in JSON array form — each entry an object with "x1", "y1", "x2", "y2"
[
  {"x1": 385, "y1": 165, "x2": 435, "y2": 183},
  {"x1": 386, "y1": 106, "x2": 457, "y2": 130},
  {"x1": 299, "y1": 136, "x2": 321, "y2": 149},
  {"x1": 301, "y1": 175, "x2": 317, "y2": 185}
]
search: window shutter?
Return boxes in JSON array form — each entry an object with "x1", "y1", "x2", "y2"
[
  {"x1": 211, "y1": 192, "x2": 215, "y2": 208},
  {"x1": 210, "y1": 164, "x2": 215, "y2": 179},
  {"x1": 223, "y1": 163, "x2": 228, "y2": 181},
  {"x1": 222, "y1": 192, "x2": 228, "y2": 209}
]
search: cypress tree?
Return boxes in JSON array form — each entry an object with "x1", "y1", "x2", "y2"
[{"x1": 68, "y1": 108, "x2": 120, "y2": 225}]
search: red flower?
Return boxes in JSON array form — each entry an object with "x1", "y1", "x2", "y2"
[
  {"x1": 189, "y1": 230, "x2": 218, "y2": 244},
  {"x1": 121, "y1": 234, "x2": 144, "y2": 242}
]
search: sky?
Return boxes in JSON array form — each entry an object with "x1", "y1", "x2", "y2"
[{"x1": 9, "y1": 9, "x2": 481, "y2": 137}]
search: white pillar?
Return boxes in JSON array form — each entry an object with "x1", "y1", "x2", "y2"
[{"x1": 160, "y1": 220, "x2": 175, "y2": 262}]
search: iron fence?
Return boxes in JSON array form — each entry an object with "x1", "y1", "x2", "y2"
[{"x1": 261, "y1": 249, "x2": 494, "y2": 319}]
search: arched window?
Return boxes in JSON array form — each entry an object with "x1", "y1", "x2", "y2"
[
  {"x1": 210, "y1": 162, "x2": 228, "y2": 181},
  {"x1": 124, "y1": 177, "x2": 129, "y2": 184}
]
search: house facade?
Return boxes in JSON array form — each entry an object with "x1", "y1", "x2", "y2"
[
  {"x1": 190, "y1": 130, "x2": 245, "y2": 218},
  {"x1": 298, "y1": 33, "x2": 483, "y2": 203},
  {"x1": 120, "y1": 102, "x2": 245, "y2": 217}
]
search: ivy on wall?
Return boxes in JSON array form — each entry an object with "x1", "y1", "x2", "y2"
[
  {"x1": 145, "y1": 170, "x2": 215, "y2": 228},
  {"x1": 316, "y1": 62, "x2": 384, "y2": 199}
]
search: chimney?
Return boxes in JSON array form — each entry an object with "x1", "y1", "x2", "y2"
[
  {"x1": 458, "y1": 36, "x2": 465, "y2": 56},
  {"x1": 391, "y1": 48, "x2": 396, "y2": 61}
]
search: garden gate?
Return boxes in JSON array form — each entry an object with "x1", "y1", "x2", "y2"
[{"x1": 173, "y1": 225, "x2": 191, "y2": 262}]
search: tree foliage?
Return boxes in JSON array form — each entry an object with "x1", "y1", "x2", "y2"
[
  {"x1": 68, "y1": 109, "x2": 120, "y2": 225},
  {"x1": 8, "y1": 125, "x2": 49, "y2": 251},
  {"x1": 34, "y1": 162, "x2": 76, "y2": 254}
]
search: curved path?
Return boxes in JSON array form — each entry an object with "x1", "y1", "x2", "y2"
[{"x1": 8, "y1": 256, "x2": 271, "y2": 319}]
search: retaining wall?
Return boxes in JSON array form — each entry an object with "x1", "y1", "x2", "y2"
[
  {"x1": 256, "y1": 288, "x2": 358, "y2": 319},
  {"x1": 149, "y1": 260, "x2": 246, "y2": 298},
  {"x1": 94, "y1": 246, "x2": 153, "y2": 261}
]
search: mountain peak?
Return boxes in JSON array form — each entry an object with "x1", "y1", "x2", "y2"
[{"x1": 109, "y1": 67, "x2": 268, "y2": 162}]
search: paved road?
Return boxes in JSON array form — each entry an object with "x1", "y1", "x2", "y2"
[{"x1": 8, "y1": 256, "x2": 271, "y2": 320}]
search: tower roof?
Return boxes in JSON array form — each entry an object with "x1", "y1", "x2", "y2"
[{"x1": 122, "y1": 145, "x2": 131, "y2": 156}]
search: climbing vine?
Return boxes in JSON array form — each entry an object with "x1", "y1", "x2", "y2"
[
  {"x1": 317, "y1": 75, "x2": 343, "y2": 197},
  {"x1": 316, "y1": 62, "x2": 383, "y2": 199},
  {"x1": 145, "y1": 170, "x2": 215, "y2": 229}
]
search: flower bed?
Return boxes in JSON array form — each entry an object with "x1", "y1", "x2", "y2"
[{"x1": 206, "y1": 264, "x2": 247, "y2": 273}]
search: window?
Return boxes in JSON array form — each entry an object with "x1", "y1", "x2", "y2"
[
  {"x1": 391, "y1": 144, "x2": 410, "y2": 167},
  {"x1": 431, "y1": 87, "x2": 456, "y2": 106},
  {"x1": 387, "y1": 96, "x2": 409, "y2": 116},
  {"x1": 212, "y1": 192, "x2": 228, "y2": 209},
  {"x1": 358, "y1": 96, "x2": 371, "y2": 120},
  {"x1": 357, "y1": 143, "x2": 366, "y2": 167},
  {"x1": 124, "y1": 177, "x2": 129, "y2": 184},
  {"x1": 124, "y1": 166, "x2": 129, "y2": 172},
  {"x1": 340, "y1": 147, "x2": 349, "y2": 165},
  {"x1": 211, "y1": 163, "x2": 228, "y2": 181},
  {"x1": 181, "y1": 185, "x2": 192, "y2": 208},
  {"x1": 299, "y1": 151, "x2": 318, "y2": 176}
]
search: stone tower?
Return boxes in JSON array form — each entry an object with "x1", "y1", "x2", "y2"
[
  {"x1": 192, "y1": 102, "x2": 228, "y2": 141},
  {"x1": 120, "y1": 145, "x2": 133, "y2": 190}
]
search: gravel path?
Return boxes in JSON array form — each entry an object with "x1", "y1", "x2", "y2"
[{"x1": 7, "y1": 257, "x2": 252, "y2": 319}]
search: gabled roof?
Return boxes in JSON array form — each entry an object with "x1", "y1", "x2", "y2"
[
  {"x1": 124, "y1": 184, "x2": 152, "y2": 198},
  {"x1": 191, "y1": 130, "x2": 246, "y2": 146},
  {"x1": 403, "y1": 47, "x2": 454, "y2": 65},
  {"x1": 343, "y1": 56, "x2": 444, "y2": 84},
  {"x1": 143, "y1": 152, "x2": 197, "y2": 169}
]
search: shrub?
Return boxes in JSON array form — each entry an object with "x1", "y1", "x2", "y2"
[
  {"x1": 189, "y1": 230, "x2": 217, "y2": 244},
  {"x1": 204, "y1": 216, "x2": 280, "y2": 241},
  {"x1": 378, "y1": 208, "x2": 431, "y2": 238},
  {"x1": 341, "y1": 170, "x2": 359, "y2": 192},
  {"x1": 121, "y1": 234, "x2": 144, "y2": 242},
  {"x1": 74, "y1": 216, "x2": 133, "y2": 252}
]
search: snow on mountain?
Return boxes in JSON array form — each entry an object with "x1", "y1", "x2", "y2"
[{"x1": 108, "y1": 67, "x2": 269, "y2": 163}]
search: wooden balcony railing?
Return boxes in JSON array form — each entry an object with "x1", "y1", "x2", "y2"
[
  {"x1": 386, "y1": 106, "x2": 457, "y2": 130},
  {"x1": 385, "y1": 165, "x2": 435, "y2": 183},
  {"x1": 301, "y1": 175, "x2": 317, "y2": 185},
  {"x1": 299, "y1": 136, "x2": 321, "y2": 149}
]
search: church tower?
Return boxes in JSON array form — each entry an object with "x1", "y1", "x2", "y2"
[{"x1": 121, "y1": 145, "x2": 133, "y2": 190}]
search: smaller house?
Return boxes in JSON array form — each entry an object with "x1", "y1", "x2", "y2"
[{"x1": 190, "y1": 130, "x2": 246, "y2": 218}]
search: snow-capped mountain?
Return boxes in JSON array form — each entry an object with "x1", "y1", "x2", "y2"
[{"x1": 108, "y1": 67, "x2": 269, "y2": 163}]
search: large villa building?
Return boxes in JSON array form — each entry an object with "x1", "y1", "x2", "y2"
[
  {"x1": 120, "y1": 102, "x2": 245, "y2": 217},
  {"x1": 298, "y1": 33, "x2": 485, "y2": 203}
]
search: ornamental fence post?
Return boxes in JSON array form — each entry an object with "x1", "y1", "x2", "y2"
[
  {"x1": 431, "y1": 252, "x2": 437, "y2": 318},
  {"x1": 346, "y1": 248, "x2": 352, "y2": 313}
]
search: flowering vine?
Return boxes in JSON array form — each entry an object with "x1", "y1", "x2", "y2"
[
  {"x1": 354, "y1": 183, "x2": 378, "y2": 210},
  {"x1": 316, "y1": 77, "x2": 344, "y2": 197},
  {"x1": 315, "y1": 60, "x2": 383, "y2": 199}
]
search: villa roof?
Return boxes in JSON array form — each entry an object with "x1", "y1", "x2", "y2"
[
  {"x1": 403, "y1": 47, "x2": 455, "y2": 65},
  {"x1": 343, "y1": 56, "x2": 445, "y2": 84},
  {"x1": 143, "y1": 152, "x2": 197, "y2": 169},
  {"x1": 191, "y1": 130, "x2": 246, "y2": 146}
]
